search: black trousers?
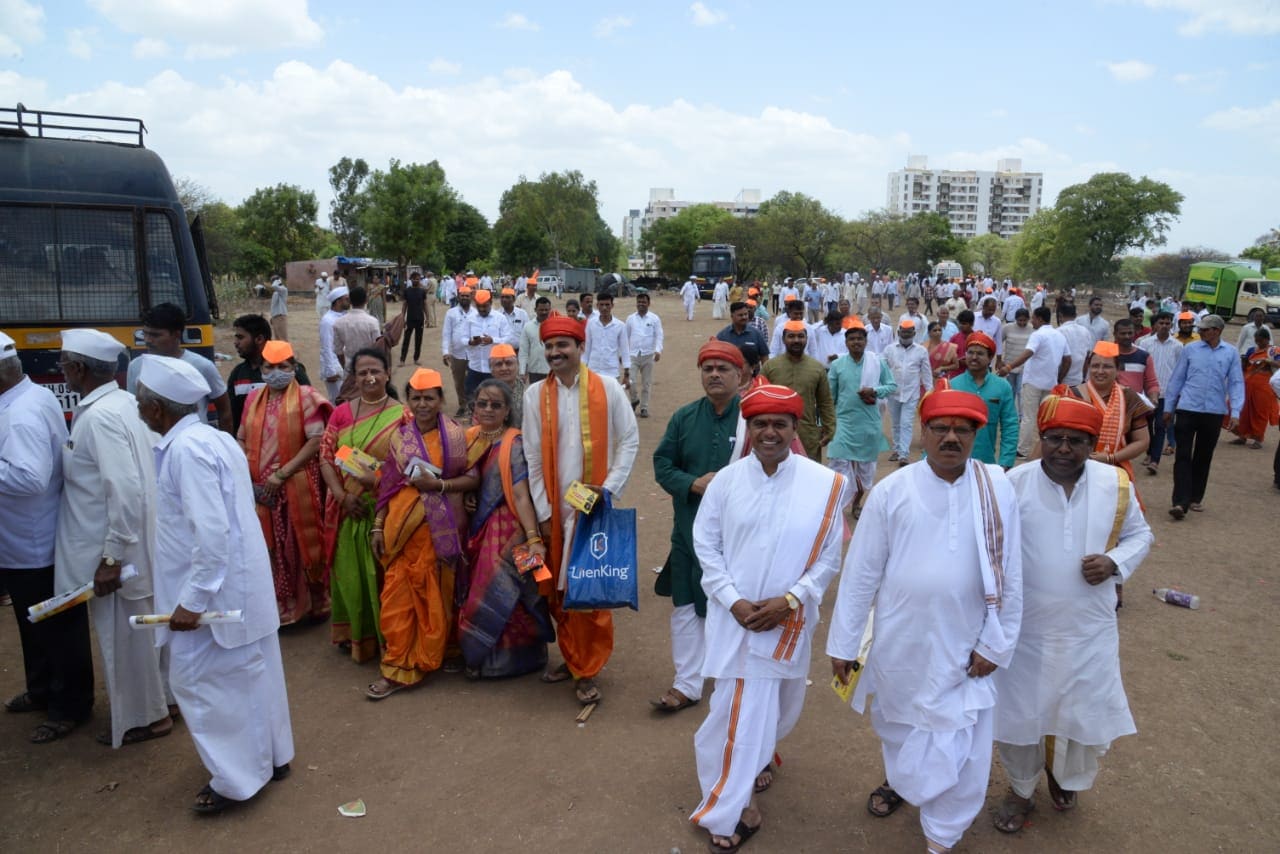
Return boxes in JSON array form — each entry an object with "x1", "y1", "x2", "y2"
[
  {"x1": 1147, "y1": 397, "x2": 1170, "y2": 463},
  {"x1": 0, "y1": 566, "x2": 94, "y2": 721},
  {"x1": 400, "y1": 322, "x2": 424, "y2": 362},
  {"x1": 1171, "y1": 410, "x2": 1223, "y2": 508}
]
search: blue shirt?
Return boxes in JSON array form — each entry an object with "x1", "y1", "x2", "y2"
[{"x1": 1163, "y1": 339, "x2": 1246, "y2": 418}]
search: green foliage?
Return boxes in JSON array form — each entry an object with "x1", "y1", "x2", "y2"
[
  {"x1": 844, "y1": 211, "x2": 961, "y2": 276},
  {"x1": 495, "y1": 218, "x2": 548, "y2": 273},
  {"x1": 360, "y1": 159, "x2": 455, "y2": 277},
  {"x1": 494, "y1": 170, "x2": 606, "y2": 272},
  {"x1": 640, "y1": 204, "x2": 733, "y2": 277},
  {"x1": 756, "y1": 191, "x2": 842, "y2": 278},
  {"x1": 1117, "y1": 255, "x2": 1149, "y2": 283},
  {"x1": 328, "y1": 156, "x2": 370, "y2": 254},
  {"x1": 441, "y1": 201, "x2": 492, "y2": 273},
  {"x1": 1143, "y1": 247, "x2": 1231, "y2": 292},
  {"x1": 1241, "y1": 227, "x2": 1280, "y2": 271},
  {"x1": 962, "y1": 232, "x2": 1012, "y2": 278},
  {"x1": 706, "y1": 216, "x2": 763, "y2": 282},
  {"x1": 237, "y1": 183, "x2": 320, "y2": 272},
  {"x1": 1008, "y1": 208, "x2": 1061, "y2": 281}
]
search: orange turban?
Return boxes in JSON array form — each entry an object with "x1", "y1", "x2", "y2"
[
  {"x1": 746, "y1": 299, "x2": 758, "y2": 307},
  {"x1": 408, "y1": 368, "x2": 443, "y2": 391},
  {"x1": 741, "y1": 384, "x2": 804, "y2": 420},
  {"x1": 966, "y1": 332, "x2": 996, "y2": 354},
  {"x1": 1093, "y1": 340, "x2": 1120, "y2": 359},
  {"x1": 540, "y1": 315, "x2": 585, "y2": 343},
  {"x1": 459, "y1": 286, "x2": 474, "y2": 296},
  {"x1": 783, "y1": 320, "x2": 808, "y2": 334},
  {"x1": 843, "y1": 316, "x2": 865, "y2": 331},
  {"x1": 698, "y1": 340, "x2": 745, "y2": 369},
  {"x1": 261, "y1": 340, "x2": 294, "y2": 363},
  {"x1": 490, "y1": 343, "x2": 516, "y2": 359},
  {"x1": 899, "y1": 318, "x2": 916, "y2": 330},
  {"x1": 1177, "y1": 311, "x2": 1194, "y2": 321},
  {"x1": 1037, "y1": 394, "x2": 1103, "y2": 436},
  {"x1": 473, "y1": 289, "x2": 492, "y2": 304},
  {"x1": 918, "y1": 380, "x2": 988, "y2": 427},
  {"x1": 500, "y1": 287, "x2": 516, "y2": 297}
]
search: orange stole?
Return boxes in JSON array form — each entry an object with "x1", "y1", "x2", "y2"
[
  {"x1": 540, "y1": 365, "x2": 613, "y2": 679},
  {"x1": 243, "y1": 382, "x2": 330, "y2": 577},
  {"x1": 466, "y1": 426, "x2": 522, "y2": 520}
]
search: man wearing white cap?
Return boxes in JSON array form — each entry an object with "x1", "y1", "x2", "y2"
[
  {"x1": 0, "y1": 332, "x2": 93, "y2": 744},
  {"x1": 319, "y1": 286, "x2": 350, "y2": 401},
  {"x1": 56, "y1": 329, "x2": 172, "y2": 748},
  {"x1": 314, "y1": 270, "x2": 330, "y2": 318},
  {"x1": 136, "y1": 356, "x2": 294, "y2": 813},
  {"x1": 883, "y1": 319, "x2": 931, "y2": 465}
]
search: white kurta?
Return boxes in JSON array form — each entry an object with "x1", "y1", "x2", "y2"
[
  {"x1": 153, "y1": 415, "x2": 293, "y2": 800},
  {"x1": 56, "y1": 384, "x2": 167, "y2": 747},
  {"x1": 996, "y1": 462, "x2": 1151, "y2": 747}
]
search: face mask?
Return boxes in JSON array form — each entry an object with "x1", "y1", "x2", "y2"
[{"x1": 263, "y1": 369, "x2": 294, "y2": 390}]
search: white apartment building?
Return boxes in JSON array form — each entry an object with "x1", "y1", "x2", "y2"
[
  {"x1": 621, "y1": 209, "x2": 643, "y2": 251},
  {"x1": 638, "y1": 187, "x2": 762, "y2": 232},
  {"x1": 886, "y1": 156, "x2": 1043, "y2": 239}
]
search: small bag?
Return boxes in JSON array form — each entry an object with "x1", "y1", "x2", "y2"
[{"x1": 563, "y1": 492, "x2": 638, "y2": 611}]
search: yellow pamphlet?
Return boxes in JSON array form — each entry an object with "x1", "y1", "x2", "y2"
[{"x1": 564, "y1": 480, "x2": 599, "y2": 514}]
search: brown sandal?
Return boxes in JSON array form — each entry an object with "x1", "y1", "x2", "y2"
[{"x1": 649, "y1": 688, "x2": 698, "y2": 713}]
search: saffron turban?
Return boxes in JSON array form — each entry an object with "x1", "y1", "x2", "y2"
[
  {"x1": 1177, "y1": 311, "x2": 1194, "y2": 321},
  {"x1": 746, "y1": 299, "x2": 758, "y2": 307},
  {"x1": 843, "y1": 316, "x2": 865, "y2": 331},
  {"x1": 782, "y1": 320, "x2": 808, "y2": 333},
  {"x1": 261, "y1": 340, "x2": 294, "y2": 363},
  {"x1": 697, "y1": 340, "x2": 745, "y2": 369},
  {"x1": 458, "y1": 286, "x2": 474, "y2": 296},
  {"x1": 540, "y1": 315, "x2": 585, "y2": 343},
  {"x1": 473, "y1": 289, "x2": 492, "y2": 305},
  {"x1": 490, "y1": 343, "x2": 516, "y2": 359},
  {"x1": 501, "y1": 287, "x2": 516, "y2": 296},
  {"x1": 1093, "y1": 340, "x2": 1120, "y2": 359},
  {"x1": 408, "y1": 368, "x2": 443, "y2": 391},
  {"x1": 899, "y1": 318, "x2": 916, "y2": 330},
  {"x1": 966, "y1": 332, "x2": 996, "y2": 354},
  {"x1": 1037, "y1": 394, "x2": 1103, "y2": 436},
  {"x1": 741, "y1": 384, "x2": 804, "y2": 420},
  {"x1": 918, "y1": 380, "x2": 988, "y2": 427}
]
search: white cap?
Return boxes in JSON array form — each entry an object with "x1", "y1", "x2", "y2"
[
  {"x1": 321, "y1": 271, "x2": 329, "y2": 277},
  {"x1": 0, "y1": 331, "x2": 15, "y2": 357},
  {"x1": 327, "y1": 286, "x2": 350, "y2": 304},
  {"x1": 61, "y1": 329, "x2": 125, "y2": 363},
  {"x1": 137, "y1": 355, "x2": 209, "y2": 405}
]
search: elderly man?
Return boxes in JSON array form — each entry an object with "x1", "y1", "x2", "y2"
[
  {"x1": 828, "y1": 385, "x2": 1022, "y2": 854},
  {"x1": 625, "y1": 290, "x2": 664, "y2": 418},
  {"x1": 1163, "y1": 313, "x2": 1246, "y2": 519},
  {"x1": 519, "y1": 296, "x2": 552, "y2": 385},
  {"x1": 973, "y1": 298, "x2": 1004, "y2": 358},
  {"x1": 56, "y1": 330, "x2": 173, "y2": 749},
  {"x1": 690, "y1": 384, "x2": 847, "y2": 853},
  {"x1": 522, "y1": 316, "x2": 639, "y2": 706},
  {"x1": 318, "y1": 286, "x2": 349, "y2": 401},
  {"x1": 442, "y1": 286, "x2": 475, "y2": 414},
  {"x1": 136, "y1": 356, "x2": 294, "y2": 815},
  {"x1": 680, "y1": 276, "x2": 700, "y2": 321},
  {"x1": 0, "y1": 333, "x2": 91, "y2": 744},
  {"x1": 651, "y1": 341, "x2": 745, "y2": 714},
  {"x1": 864, "y1": 307, "x2": 895, "y2": 355},
  {"x1": 827, "y1": 320, "x2": 896, "y2": 516},
  {"x1": 269, "y1": 275, "x2": 289, "y2": 342},
  {"x1": 993, "y1": 394, "x2": 1152, "y2": 833},
  {"x1": 951, "y1": 332, "x2": 1019, "y2": 468},
  {"x1": 762, "y1": 321, "x2": 836, "y2": 461},
  {"x1": 333, "y1": 286, "x2": 383, "y2": 378},
  {"x1": 884, "y1": 319, "x2": 931, "y2": 465},
  {"x1": 313, "y1": 270, "x2": 330, "y2": 318}
]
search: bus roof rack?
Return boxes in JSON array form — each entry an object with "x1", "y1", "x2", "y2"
[{"x1": 0, "y1": 103, "x2": 147, "y2": 147}]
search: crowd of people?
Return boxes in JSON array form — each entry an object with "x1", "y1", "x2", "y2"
[{"x1": 1, "y1": 266, "x2": 1274, "y2": 849}]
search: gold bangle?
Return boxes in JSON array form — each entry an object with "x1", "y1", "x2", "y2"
[
  {"x1": 371, "y1": 528, "x2": 383, "y2": 534},
  {"x1": 525, "y1": 536, "x2": 544, "y2": 545},
  {"x1": 525, "y1": 529, "x2": 540, "y2": 538}
]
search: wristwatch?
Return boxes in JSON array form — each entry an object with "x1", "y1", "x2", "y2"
[
  {"x1": 102, "y1": 556, "x2": 118, "y2": 568},
  {"x1": 784, "y1": 593, "x2": 800, "y2": 611}
]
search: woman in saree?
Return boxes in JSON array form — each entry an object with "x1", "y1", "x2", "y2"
[
  {"x1": 458, "y1": 379, "x2": 555, "y2": 679},
  {"x1": 320, "y1": 347, "x2": 408, "y2": 662},
  {"x1": 366, "y1": 369, "x2": 478, "y2": 698},
  {"x1": 1230, "y1": 327, "x2": 1279, "y2": 449},
  {"x1": 238, "y1": 340, "x2": 333, "y2": 625},
  {"x1": 925, "y1": 320, "x2": 960, "y2": 380}
]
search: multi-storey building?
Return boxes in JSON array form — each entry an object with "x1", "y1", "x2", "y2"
[{"x1": 887, "y1": 156, "x2": 1043, "y2": 239}]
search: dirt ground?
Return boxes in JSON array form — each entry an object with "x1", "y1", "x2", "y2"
[{"x1": 2, "y1": 291, "x2": 1277, "y2": 853}]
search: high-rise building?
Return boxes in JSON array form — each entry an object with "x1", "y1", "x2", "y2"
[
  {"x1": 621, "y1": 209, "x2": 643, "y2": 251},
  {"x1": 639, "y1": 188, "x2": 762, "y2": 232},
  {"x1": 886, "y1": 156, "x2": 1043, "y2": 239}
]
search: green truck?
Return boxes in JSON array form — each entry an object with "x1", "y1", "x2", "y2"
[{"x1": 1184, "y1": 262, "x2": 1280, "y2": 326}]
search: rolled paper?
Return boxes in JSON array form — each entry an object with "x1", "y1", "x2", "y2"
[
  {"x1": 28, "y1": 565, "x2": 139, "y2": 623},
  {"x1": 129, "y1": 610, "x2": 245, "y2": 628}
]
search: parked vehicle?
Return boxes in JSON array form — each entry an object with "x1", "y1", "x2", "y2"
[
  {"x1": 1184, "y1": 262, "x2": 1280, "y2": 325},
  {"x1": 692, "y1": 244, "x2": 736, "y2": 299}
]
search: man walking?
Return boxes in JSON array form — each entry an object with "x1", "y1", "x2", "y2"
[
  {"x1": 712, "y1": 278, "x2": 730, "y2": 320},
  {"x1": 442, "y1": 286, "x2": 475, "y2": 416},
  {"x1": 999, "y1": 307, "x2": 1070, "y2": 458},
  {"x1": 951, "y1": 332, "x2": 1018, "y2": 468},
  {"x1": 1079, "y1": 295, "x2": 1110, "y2": 343},
  {"x1": 269, "y1": 275, "x2": 289, "y2": 342},
  {"x1": 680, "y1": 276, "x2": 700, "y2": 321},
  {"x1": 464, "y1": 289, "x2": 514, "y2": 401},
  {"x1": 399, "y1": 271, "x2": 428, "y2": 365},
  {"x1": 883, "y1": 320, "x2": 931, "y2": 465},
  {"x1": 519, "y1": 297, "x2": 551, "y2": 385},
  {"x1": 584, "y1": 292, "x2": 631, "y2": 388},
  {"x1": 718, "y1": 301, "x2": 770, "y2": 368},
  {"x1": 313, "y1": 270, "x2": 330, "y2": 318},
  {"x1": 1136, "y1": 312, "x2": 1183, "y2": 475},
  {"x1": 651, "y1": 341, "x2": 744, "y2": 714},
  {"x1": 1163, "y1": 314, "x2": 1245, "y2": 519},
  {"x1": 318, "y1": 287, "x2": 349, "y2": 401},
  {"x1": 333, "y1": 286, "x2": 382, "y2": 379},
  {"x1": 762, "y1": 321, "x2": 836, "y2": 461},
  {"x1": 690, "y1": 384, "x2": 847, "y2": 853},
  {"x1": 625, "y1": 290, "x2": 664, "y2": 418},
  {"x1": 993, "y1": 394, "x2": 1151, "y2": 833},
  {"x1": 827, "y1": 320, "x2": 895, "y2": 516}
]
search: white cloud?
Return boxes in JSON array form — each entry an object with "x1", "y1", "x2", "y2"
[
  {"x1": 1202, "y1": 99, "x2": 1280, "y2": 135},
  {"x1": 595, "y1": 15, "x2": 633, "y2": 38},
  {"x1": 67, "y1": 28, "x2": 95, "y2": 60},
  {"x1": 690, "y1": 2, "x2": 728, "y2": 26},
  {"x1": 88, "y1": 0, "x2": 322, "y2": 58},
  {"x1": 1135, "y1": 0, "x2": 1280, "y2": 36},
  {"x1": 0, "y1": 70, "x2": 48, "y2": 106},
  {"x1": 427, "y1": 58, "x2": 461, "y2": 75},
  {"x1": 1103, "y1": 59, "x2": 1157, "y2": 81},
  {"x1": 132, "y1": 37, "x2": 170, "y2": 59},
  {"x1": 0, "y1": 0, "x2": 44, "y2": 58},
  {"x1": 1173, "y1": 68, "x2": 1226, "y2": 88},
  {"x1": 497, "y1": 12, "x2": 539, "y2": 31}
]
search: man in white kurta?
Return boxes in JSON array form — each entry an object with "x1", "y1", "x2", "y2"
[
  {"x1": 828, "y1": 386, "x2": 1022, "y2": 853},
  {"x1": 690, "y1": 384, "x2": 848, "y2": 852},
  {"x1": 137, "y1": 356, "x2": 294, "y2": 811},
  {"x1": 681, "y1": 277, "x2": 700, "y2": 321},
  {"x1": 712, "y1": 279, "x2": 730, "y2": 319},
  {"x1": 992, "y1": 394, "x2": 1151, "y2": 832},
  {"x1": 55, "y1": 329, "x2": 170, "y2": 748}
]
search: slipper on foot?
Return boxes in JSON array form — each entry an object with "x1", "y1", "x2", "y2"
[
  {"x1": 867, "y1": 784, "x2": 904, "y2": 818},
  {"x1": 649, "y1": 689, "x2": 698, "y2": 713},
  {"x1": 192, "y1": 784, "x2": 236, "y2": 815},
  {"x1": 707, "y1": 818, "x2": 761, "y2": 853}
]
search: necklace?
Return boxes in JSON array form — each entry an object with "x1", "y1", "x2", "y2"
[
  {"x1": 351, "y1": 396, "x2": 391, "y2": 455},
  {"x1": 360, "y1": 393, "x2": 389, "y2": 406},
  {"x1": 477, "y1": 426, "x2": 504, "y2": 440}
]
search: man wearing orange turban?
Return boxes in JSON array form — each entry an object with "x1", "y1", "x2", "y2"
[
  {"x1": 994, "y1": 395, "x2": 1152, "y2": 832},
  {"x1": 762, "y1": 321, "x2": 835, "y2": 461}
]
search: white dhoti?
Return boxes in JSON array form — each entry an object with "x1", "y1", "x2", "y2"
[
  {"x1": 669, "y1": 604, "x2": 706, "y2": 701},
  {"x1": 691, "y1": 676, "x2": 806, "y2": 837},
  {"x1": 827, "y1": 458, "x2": 877, "y2": 506},
  {"x1": 712, "y1": 298, "x2": 727, "y2": 319},
  {"x1": 872, "y1": 702, "x2": 993, "y2": 850},
  {"x1": 168, "y1": 628, "x2": 295, "y2": 801},
  {"x1": 997, "y1": 737, "x2": 1109, "y2": 799},
  {"x1": 91, "y1": 594, "x2": 169, "y2": 748}
]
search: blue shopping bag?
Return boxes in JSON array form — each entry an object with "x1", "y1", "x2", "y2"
[{"x1": 564, "y1": 492, "x2": 639, "y2": 611}]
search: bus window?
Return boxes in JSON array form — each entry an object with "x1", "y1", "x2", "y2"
[
  {"x1": 0, "y1": 206, "x2": 58, "y2": 321},
  {"x1": 146, "y1": 211, "x2": 186, "y2": 309}
]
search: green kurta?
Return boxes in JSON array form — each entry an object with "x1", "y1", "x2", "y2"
[
  {"x1": 761, "y1": 354, "x2": 836, "y2": 460},
  {"x1": 827, "y1": 353, "x2": 896, "y2": 462},
  {"x1": 652, "y1": 396, "x2": 740, "y2": 617}
]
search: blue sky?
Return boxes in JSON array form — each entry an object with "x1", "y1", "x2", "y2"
[{"x1": 3, "y1": 0, "x2": 1277, "y2": 258}]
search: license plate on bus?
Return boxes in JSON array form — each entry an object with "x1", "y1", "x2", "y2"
[{"x1": 43, "y1": 382, "x2": 81, "y2": 415}]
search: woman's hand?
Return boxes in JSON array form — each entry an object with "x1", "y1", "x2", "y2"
[
  {"x1": 463, "y1": 492, "x2": 478, "y2": 514},
  {"x1": 525, "y1": 540, "x2": 547, "y2": 560},
  {"x1": 261, "y1": 471, "x2": 283, "y2": 499},
  {"x1": 343, "y1": 492, "x2": 368, "y2": 519},
  {"x1": 412, "y1": 472, "x2": 443, "y2": 493},
  {"x1": 357, "y1": 470, "x2": 378, "y2": 492},
  {"x1": 371, "y1": 530, "x2": 385, "y2": 560}
]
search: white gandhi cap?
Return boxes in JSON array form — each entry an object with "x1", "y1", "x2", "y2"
[
  {"x1": 0, "y1": 331, "x2": 15, "y2": 357},
  {"x1": 137, "y1": 354, "x2": 209, "y2": 405},
  {"x1": 327, "y1": 286, "x2": 350, "y2": 303},
  {"x1": 61, "y1": 329, "x2": 125, "y2": 362}
]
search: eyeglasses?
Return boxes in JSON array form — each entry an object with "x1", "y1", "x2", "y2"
[
  {"x1": 472, "y1": 400, "x2": 507, "y2": 411},
  {"x1": 1040, "y1": 434, "x2": 1093, "y2": 450},
  {"x1": 925, "y1": 423, "x2": 975, "y2": 438}
]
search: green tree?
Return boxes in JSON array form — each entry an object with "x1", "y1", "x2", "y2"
[
  {"x1": 843, "y1": 211, "x2": 960, "y2": 275},
  {"x1": 1117, "y1": 255, "x2": 1148, "y2": 283},
  {"x1": 1009, "y1": 208, "x2": 1063, "y2": 282},
  {"x1": 756, "y1": 191, "x2": 841, "y2": 278},
  {"x1": 360, "y1": 159, "x2": 455, "y2": 279},
  {"x1": 495, "y1": 218, "x2": 548, "y2": 273},
  {"x1": 328, "y1": 156, "x2": 370, "y2": 254},
  {"x1": 494, "y1": 170, "x2": 605, "y2": 274},
  {"x1": 441, "y1": 201, "x2": 492, "y2": 273},
  {"x1": 237, "y1": 183, "x2": 320, "y2": 271},
  {"x1": 1241, "y1": 227, "x2": 1280, "y2": 271},
  {"x1": 639, "y1": 204, "x2": 732, "y2": 277},
  {"x1": 706, "y1": 215, "x2": 764, "y2": 282},
  {"x1": 1143, "y1": 247, "x2": 1231, "y2": 293},
  {"x1": 963, "y1": 232, "x2": 1012, "y2": 278}
]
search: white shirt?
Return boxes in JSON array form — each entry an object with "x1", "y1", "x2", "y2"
[
  {"x1": 319, "y1": 309, "x2": 345, "y2": 378},
  {"x1": 1058, "y1": 322, "x2": 1095, "y2": 386},
  {"x1": 55, "y1": 384, "x2": 156, "y2": 598},
  {"x1": 515, "y1": 291, "x2": 539, "y2": 315},
  {"x1": 680, "y1": 281, "x2": 699, "y2": 303},
  {"x1": 441, "y1": 304, "x2": 476, "y2": 360},
  {"x1": 712, "y1": 282, "x2": 729, "y2": 302},
  {"x1": 0, "y1": 377, "x2": 66, "y2": 567},
  {"x1": 519, "y1": 320, "x2": 549, "y2": 376},
  {"x1": 151, "y1": 414, "x2": 279, "y2": 649},
  {"x1": 500, "y1": 307, "x2": 529, "y2": 348},
  {"x1": 1135, "y1": 333, "x2": 1184, "y2": 394},
  {"x1": 625, "y1": 310, "x2": 664, "y2": 356},
  {"x1": 127, "y1": 351, "x2": 226, "y2": 423},
  {"x1": 1021, "y1": 324, "x2": 1067, "y2": 390},
  {"x1": 465, "y1": 311, "x2": 514, "y2": 373},
  {"x1": 809, "y1": 323, "x2": 846, "y2": 367},
  {"x1": 973, "y1": 313, "x2": 1004, "y2": 356},
  {"x1": 769, "y1": 316, "x2": 816, "y2": 358},
  {"x1": 332, "y1": 308, "x2": 383, "y2": 368},
  {"x1": 1078, "y1": 313, "x2": 1111, "y2": 344},
  {"x1": 864, "y1": 322, "x2": 894, "y2": 355},
  {"x1": 1002, "y1": 294, "x2": 1026, "y2": 322},
  {"x1": 884, "y1": 341, "x2": 931, "y2": 402},
  {"x1": 779, "y1": 286, "x2": 800, "y2": 305},
  {"x1": 1030, "y1": 290, "x2": 1046, "y2": 309},
  {"x1": 584, "y1": 316, "x2": 631, "y2": 378}
]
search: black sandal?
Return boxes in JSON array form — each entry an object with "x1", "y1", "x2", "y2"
[
  {"x1": 192, "y1": 784, "x2": 235, "y2": 815},
  {"x1": 707, "y1": 818, "x2": 761, "y2": 853},
  {"x1": 867, "y1": 783, "x2": 904, "y2": 817}
]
